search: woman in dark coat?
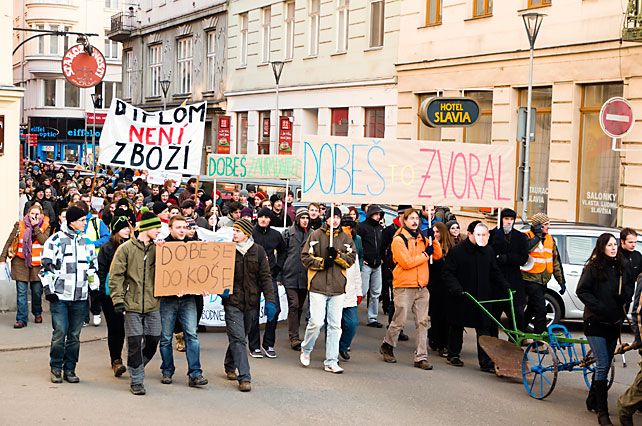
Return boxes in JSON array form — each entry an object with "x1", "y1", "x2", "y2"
[
  {"x1": 576, "y1": 233, "x2": 634, "y2": 426},
  {"x1": 428, "y1": 221, "x2": 454, "y2": 357}
]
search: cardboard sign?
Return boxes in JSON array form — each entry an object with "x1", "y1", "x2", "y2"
[
  {"x1": 206, "y1": 154, "x2": 302, "y2": 179},
  {"x1": 200, "y1": 286, "x2": 289, "y2": 327},
  {"x1": 98, "y1": 99, "x2": 206, "y2": 174},
  {"x1": 301, "y1": 135, "x2": 516, "y2": 207},
  {"x1": 154, "y1": 241, "x2": 235, "y2": 297}
]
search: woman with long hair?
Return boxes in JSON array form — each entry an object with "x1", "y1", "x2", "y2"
[
  {"x1": 427, "y1": 221, "x2": 454, "y2": 357},
  {"x1": 97, "y1": 214, "x2": 133, "y2": 377},
  {"x1": 0, "y1": 204, "x2": 51, "y2": 328},
  {"x1": 577, "y1": 233, "x2": 634, "y2": 425},
  {"x1": 445, "y1": 220, "x2": 461, "y2": 245}
]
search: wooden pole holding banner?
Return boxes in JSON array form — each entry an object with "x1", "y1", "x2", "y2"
[
  {"x1": 329, "y1": 202, "x2": 335, "y2": 248},
  {"x1": 497, "y1": 207, "x2": 502, "y2": 229},
  {"x1": 193, "y1": 175, "x2": 200, "y2": 202},
  {"x1": 284, "y1": 179, "x2": 289, "y2": 226},
  {"x1": 428, "y1": 206, "x2": 433, "y2": 265},
  {"x1": 88, "y1": 161, "x2": 100, "y2": 210}
]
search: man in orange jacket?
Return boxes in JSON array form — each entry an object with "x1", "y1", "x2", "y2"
[{"x1": 380, "y1": 208, "x2": 442, "y2": 370}]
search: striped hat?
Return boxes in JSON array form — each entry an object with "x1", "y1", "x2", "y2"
[
  {"x1": 233, "y1": 218, "x2": 254, "y2": 237},
  {"x1": 138, "y1": 207, "x2": 161, "y2": 231}
]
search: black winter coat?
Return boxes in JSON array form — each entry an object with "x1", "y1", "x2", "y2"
[
  {"x1": 252, "y1": 225, "x2": 286, "y2": 279},
  {"x1": 490, "y1": 227, "x2": 529, "y2": 305},
  {"x1": 442, "y1": 239, "x2": 510, "y2": 328},
  {"x1": 358, "y1": 217, "x2": 383, "y2": 268},
  {"x1": 97, "y1": 240, "x2": 119, "y2": 294},
  {"x1": 225, "y1": 243, "x2": 275, "y2": 312},
  {"x1": 281, "y1": 224, "x2": 310, "y2": 289},
  {"x1": 621, "y1": 249, "x2": 642, "y2": 283}
]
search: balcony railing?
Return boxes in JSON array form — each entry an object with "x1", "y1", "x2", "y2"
[
  {"x1": 108, "y1": 12, "x2": 136, "y2": 42},
  {"x1": 623, "y1": 0, "x2": 642, "y2": 42}
]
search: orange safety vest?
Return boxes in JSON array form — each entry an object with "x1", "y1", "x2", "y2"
[
  {"x1": 520, "y1": 230, "x2": 554, "y2": 274},
  {"x1": 16, "y1": 217, "x2": 50, "y2": 267}
]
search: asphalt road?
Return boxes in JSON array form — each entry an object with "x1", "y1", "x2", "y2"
[{"x1": 1, "y1": 310, "x2": 640, "y2": 425}]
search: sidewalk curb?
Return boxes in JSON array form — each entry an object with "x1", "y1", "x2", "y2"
[{"x1": 0, "y1": 336, "x2": 106, "y2": 353}]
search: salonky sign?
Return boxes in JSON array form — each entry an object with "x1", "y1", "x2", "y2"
[
  {"x1": 301, "y1": 135, "x2": 516, "y2": 207},
  {"x1": 98, "y1": 99, "x2": 206, "y2": 174},
  {"x1": 206, "y1": 154, "x2": 302, "y2": 179}
]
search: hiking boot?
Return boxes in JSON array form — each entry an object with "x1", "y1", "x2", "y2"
[
  {"x1": 447, "y1": 356, "x2": 464, "y2": 367},
  {"x1": 262, "y1": 347, "x2": 277, "y2": 358},
  {"x1": 339, "y1": 350, "x2": 350, "y2": 361},
  {"x1": 300, "y1": 351, "x2": 310, "y2": 367},
  {"x1": 13, "y1": 321, "x2": 26, "y2": 329},
  {"x1": 112, "y1": 359, "x2": 127, "y2": 377},
  {"x1": 290, "y1": 339, "x2": 302, "y2": 351},
  {"x1": 50, "y1": 369, "x2": 62, "y2": 384},
  {"x1": 324, "y1": 364, "x2": 344, "y2": 374},
  {"x1": 130, "y1": 383, "x2": 146, "y2": 395},
  {"x1": 175, "y1": 333, "x2": 186, "y2": 352},
  {"x1": 239, "y1": 381, "x2": 251, "y2": 392},
  {"x1": 414, "y1": 360, "x2": 434, "y2": 370},
  {"x1": 225, "y1": 370, "x2": 237, "y2": 381},
  {"x1": 398, "y1": 330, "x2": 409, "y2": 341},
  {"x1": 250, "y1": 349, "x2": 263, "y2": 358},
  {"x1": 367, "y1": 321, "x2": 383, "y2": 328},
  {"x1": 188, "y1": 375, "x2": 208, "y2": 387},
  {"x1": 34, "y1": 315, "x2": 43, "y2": 324},
  {"x1": 92, "y1": 314, "x2": 102, "y2": 326},
  {"x1": 63, "y1": 371, "x2": 80, "y2": 383},
  {"x1": 380, "y1": 342, "x2": 397, "y2": 363},
  {"x1": 161, "y1": 374, "x2": 172, "y2": 384}
]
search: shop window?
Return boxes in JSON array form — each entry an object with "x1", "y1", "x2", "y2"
[
  {"x1": 237, "y1": 112, "x2": 248, "y2": 154},
  {"x1": 418, "y1": 93, "x2": 441, "y2": 141},
  {"x1": 259, "y1": 111, "x2": 271, "y2": 155},
  {"x1": 331, "y1": 108, "x2": 349, "y2": 136},
  {"x1": 577, "y1": 83, "x2": 623, "y2": 227},
  {"x1": 473, "y1": 0, "x2": 492, "y2": 18},
  {"x1": 464, "y1": 90, "x2": 492, "y2": 144},
  {"x1": 365, "y1": 107, "x2": 385, "y2": 138},
  {"x1": 426, "y1": 0, "x2": 442, "y2": 26}
]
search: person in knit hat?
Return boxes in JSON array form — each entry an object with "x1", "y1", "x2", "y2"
[
  {"x1": 109, "y1": 207, "x2": 162, "y2": 395},
  {"x1": 522, "y1": 212, "x2": 565, "y2": 335},
  {"x1": 240, "y1": 207, "x2": 254, "y2": 219},
  {"x1": 153, "y1": 201, "x2": 170, "y2": 241},
  {"x1": 445, "y1": 220, "x2": 462, "y2": 245},
  {"x1": 221, "y1": 217, "x2": 276, "y2": 392}
]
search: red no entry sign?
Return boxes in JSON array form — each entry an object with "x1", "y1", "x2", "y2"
[{"x1": 600, "y1": 97, "x2": 634, "y2": 139}]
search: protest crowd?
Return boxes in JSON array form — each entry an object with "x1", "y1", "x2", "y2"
[{"x1": 3, "y1": 159, "x2": 642, "y2": 426}]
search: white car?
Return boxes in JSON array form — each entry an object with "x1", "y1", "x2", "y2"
[{"x1": 519, "y1": 222, "x2": 642, "y2": 327}]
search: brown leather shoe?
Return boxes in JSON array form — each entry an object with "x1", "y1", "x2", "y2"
[
  {"x1": 379, "y1": 342, "x2": 397, "y2": 363},
  {"x1": 225, "y1": 370, "x2": 237, "y2": 381},
  {"x1": 239, "y1": 381, "x2": 251, "y2": 392},
  {"x1": 112, "y1": 359, "x2": 127, "y2": 377},
  {"x1": 414, "y1": 360, "x2": 434, "y2": 370}
]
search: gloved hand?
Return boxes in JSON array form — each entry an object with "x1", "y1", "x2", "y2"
[
  {"x1": 327, "y1": 247, "x2": 337, "y2": 259},
  {"x1": 497, "y1": 254, "x2": 508, "y2": 265},
  {"x1": 425, "y1": 228, "x2": 435, "y2": 240},
  {"x1": 113, "y1": 303, "x2": 125, "y2": 314},
  {"x1": 265, "y1": 301, "x2": 277, "y2": 322},
  {"x1": 559, "y1": 283, "x2": 567, "y2": 295},
  {"x1": 425, "y1": 244, "x2": 434, "y2": 256},
  {"x1": 45, "y1": 293, "x2": 59, "y2": 303},
  {"x1": 531, "y1": 224, "x2": 543, "y2": 239},
  {"x1": 324, "y1": 256, "x2": 334, "y2": 270},
  {"x1": 357, "y1": 296, "x2": 363, "y2": 305},
  {"x1": 218, "y1": 288, "x2": 230, "y2": 300}
]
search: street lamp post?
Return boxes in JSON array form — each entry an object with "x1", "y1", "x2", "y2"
[
  {"x1": 160, "y1": 79, "x2": 171, "y2": 111},
  {"x1": 521, "y1": 12, "x2": 545, "y2": 224},
  {"x1": 271, "y1": 61, "x2": 284, "y2": 154},
  {"x1": 90, "y1": 92, "x2": 103, "y2": 171}
]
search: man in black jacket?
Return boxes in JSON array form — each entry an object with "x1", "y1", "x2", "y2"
[
  {"x1": 443, "y1": 221, "x2": 510, "y2": 372},
  {"x1": 489, "y1": 208, "x2": 529, "y2": 332},
  {"x1": 620, "y1": 228, "x2": 642, "y2": 283},
  {"x1": 249, "y1": 207, "x2": 286, "y2": 358},
  {"x1": 221, "y1": 218, "x2": 276, "y2": 392},
  {"x1": 358, "y1": 204, "x2": 385, "y2": 328}
]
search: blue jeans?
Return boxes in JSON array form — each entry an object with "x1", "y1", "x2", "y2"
[
  {"x1": 49, "y1": 300, "x2": 88, "y2": 372},
  {"x1": 339, "y1": 306, "x2": 359, "y2": 353},
  {"x1": 159, "y1": 297, "x2": 202, "y2": 378},
  {"x1": 587, "y1": 335, "x2": 618, "y2": 381},
  {"x1": 361, "y1": 264, "x2": 382, "y2": 323},
  {"x1": 224, "y1": 305, "x2": 258, "y2": 383},
  {"x1": 16, "y1": 280, "x2": 43, "y2": 324},
  {"x1": 301, "y1": 292, "x2": 345, "y2": 367}
]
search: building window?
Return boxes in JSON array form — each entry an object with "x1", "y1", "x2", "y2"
[
  {"x1": 331, "y1": 108, "x2": 349, "y2": 136},
  {"x1": 177, "y1": 37, "x2": 193, "y2": 94},
  {"x1": 261, "y1": 7, "x2": 271, "y2": 63},
  {"x1": 577, "y1": 83, "x2": 623, "y2": 227},
  {"x1": 309, "y1": 0, "x2": 320, "y2": 56},
  {"x1": 369, "y1": 0, "x2": 384, "y2": 48},
  {"x1": 104, "y1": 38, "x2": 119, "y2": 59},
  {"x1": 426, "y1": 0, "x2": 442, "y2": 26},
  {"x1": 473, "y1": 0, "x2": 492, "y2": 18},
  {"x1": 518, "y1": 87, "x2": 552, "y2": 216},
  {"x1": 64, "y1": 81, "x2": 79, "y2": 108},
  {"x1": 63, "y1": 26, "x2": 71, "y2": 52},
  {"x1": 124, "y1": 50, "x2": 133, "y2": 98},
  {"x1": 237, "y1": 112, "x2": 248, "y2": 155},
  {"x1": 103, "y1": 82, "x2": 122, "y2": 108},
  {"x1": 337, "y1": 0, "x2": 349, "y2": 53},
  {"x1": 464, "y1": 90, "x2": 492, "y2": 144},
  {"x1": 37, "y1": 25, "x2": 45, "y2": 54},
  {"x1": 259, "y1": 111, "x2": 271, "y2": 155},
  {"x1": 418, "y1": 94, "x2": 442, "y2": 141},
  {"x1": 105, "y1": 0, "x2": 119, "y2": 8},
  {"x1": 206, "y1": 31, "x2": 216, "y2": 91},
  {"x1": 44, "y1": 79, "x2": 56, "y2": 106},
  {"x1": 528, "y1": 0, "x2": 550, "y2": 7},
  {"x1": 365, "y1": 107, "x2": 385, "y2": 138},
  {"x1": 284, "y1": 1, "x2": 295, "y2": 60},
  {"x1": 148, "y1": 44, "x2": 162, "y2": 97},
  {"x1": 49, "y1": 25, "x2": 59, "y2": 55},
  {"x1": 239, "y1": 13, "x2": 248, "y2": 66}
]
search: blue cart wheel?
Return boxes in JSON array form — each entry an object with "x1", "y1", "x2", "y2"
[
  {"x1": 581, "y1": 348, "x2": 615, "y2": 390},
  {"x1": 522, "y1": 340, "x2": 558, "y2": 400}
]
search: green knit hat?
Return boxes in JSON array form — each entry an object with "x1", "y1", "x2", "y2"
[{"x1": 138, "y1": 207, "x2": 161, "y2": 231}]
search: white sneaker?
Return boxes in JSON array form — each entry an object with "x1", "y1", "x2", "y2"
[
  {"x1": 250, "y1": 349, "x2": 263, "y2": 358},
  {"x1": 92, "y1": 314, "x2": 102, "y2": 327},
  {"x1": 300, "y1": 351, "x2": 310, "y2": 367},
  {"x1": 324, "y1": 364, "x2": 344, "y2": 374}
]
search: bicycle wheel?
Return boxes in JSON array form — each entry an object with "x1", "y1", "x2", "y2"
[
  {"x1": 582, "y1": 349, "x2": 616, "y2": 390},
  {"x1": 522, "y1": 340, "x2": 559, "y2": 400}
]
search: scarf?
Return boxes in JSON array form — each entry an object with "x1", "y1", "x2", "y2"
[
  {"x1": 236, "y1": 237, "x2": 254, "y2": 256},
  {"x1": 403, "y1": 226, "x2": 420, "y2": 239},
  {"x1": 22, "y1": 213, "x2": 43, "y2": 268}
]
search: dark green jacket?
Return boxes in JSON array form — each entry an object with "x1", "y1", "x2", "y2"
[{"x1": 109, "y1": 238, "x2": 159, "y2": 313}]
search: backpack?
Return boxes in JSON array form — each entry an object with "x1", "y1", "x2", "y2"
[{"x1": 391, "y1": 233, "x2": 409, "y2": 266}]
